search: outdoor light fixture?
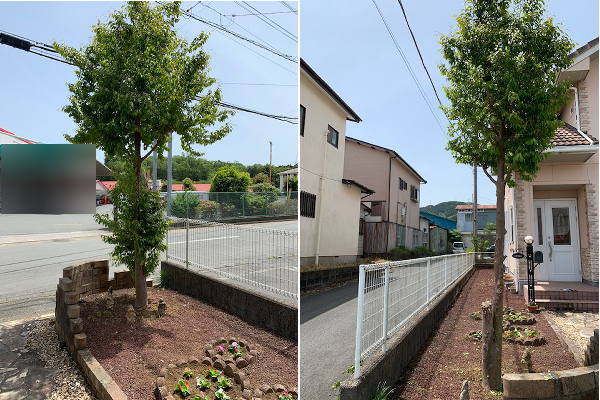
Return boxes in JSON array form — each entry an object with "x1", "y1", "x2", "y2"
[{"x1": 524, "y1": 235, "x2": 539, "y2": 309}]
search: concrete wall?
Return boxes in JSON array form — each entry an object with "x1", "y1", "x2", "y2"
[
  {"x1": 161, "y1": 261, "x2": 297, "y2": 340},
  {"x1": 502, "y1": 365, "x2": 598, "y2": 400},
  {"x1": 338, "y1": 266, "x2": 475, "y2": 400},
  {"x1": 300, "y1": 67, "x2": 363, "y2": 265}
]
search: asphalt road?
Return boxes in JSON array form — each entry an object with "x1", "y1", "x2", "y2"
[
  {"x1": 300, "y1": 281, "x2": 359, "y2": 400},
  {"x1": 0, "y1": 214, "x2": 297, "y2": 322}
]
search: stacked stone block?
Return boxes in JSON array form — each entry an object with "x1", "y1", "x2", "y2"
[{"x1": 584, "y1": 329, "x2": 599, "y2": 367}]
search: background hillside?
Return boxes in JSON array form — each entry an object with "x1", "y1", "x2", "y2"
[{"x1": 420, "y1": 201, "x2": 470, "y2": 221}]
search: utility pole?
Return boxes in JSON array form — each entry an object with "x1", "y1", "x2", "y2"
[
  {"x1": 166, "y1": 132, "x2": 173, "y2": 216},
  {"x1": 269, "y1": 141, "x2": 273, "y2": 184},
  {"x1": 473, "y1": 165, "x2": 478, "y2": 247}
]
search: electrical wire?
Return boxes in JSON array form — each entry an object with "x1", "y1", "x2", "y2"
[
  {"x1": 236, "y1": 2, "x2": 297, "y2": 42},
  {"x1": 162, "y1": 1, "x2": 297, "y2": 62},
  {"x1": 396, "y1": 0, "x2": 443, "y2": 108},
  {"x1": 279, "y1": 2, "x2": 298, "y2": 14},
  {"x1": 0, "y1": 31, "x2": 298, "y2": 123},
  {"x1": 369, "y1": 0, "x2": 445, "y2": 134}
]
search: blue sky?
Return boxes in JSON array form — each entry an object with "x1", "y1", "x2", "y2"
[
  {"x1": 301, "y1": 0, "x2": 598, "y2": 206},
  {"x1": 0, "y1": 1, "x2": 298, "y2": 167}
]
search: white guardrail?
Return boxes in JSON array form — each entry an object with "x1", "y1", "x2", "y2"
[{"x1": 353, "y1": 252, "x2": 476, "y2": 377}]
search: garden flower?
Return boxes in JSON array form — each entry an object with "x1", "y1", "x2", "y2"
[
  {"x1": 231, "y1": 341, "x2": 238, "y2": 347},
  {"x1": 218, "y1": 345, "x2": 225, "y2": 352}
]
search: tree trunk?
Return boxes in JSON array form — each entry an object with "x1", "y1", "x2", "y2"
[
  {"x1": 482, "y1": 153, "x2": 506, "y2": 391},
  {"x1": 133, "y1": 135, "x2": 148, "y2": 312}
]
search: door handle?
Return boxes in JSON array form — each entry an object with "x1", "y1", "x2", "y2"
[{"x1": 548, "y1": 236, "x2": 553, "y2": 262}]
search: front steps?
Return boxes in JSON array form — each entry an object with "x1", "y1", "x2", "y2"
[{"x1": 524, "y1": 282, "x2": 599, "y2": 312}]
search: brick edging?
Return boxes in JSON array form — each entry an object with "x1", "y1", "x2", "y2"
[{"x1": 55, "y1": 259, "x2": 150, "y2": 400}]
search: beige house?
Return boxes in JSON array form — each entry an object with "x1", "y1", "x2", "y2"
[
  {"x1": 344, "y1": 137, "x2": 426, "y2": 253},
  {"x1": 504, "y1": 38, "x2": 599, "y2": 297},
  {"x1": 300, "y1": 59, "x2": 373, "y2": 267}
]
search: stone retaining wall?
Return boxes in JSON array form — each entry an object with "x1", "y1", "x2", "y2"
[
  {"x1": 338, "y1": 266, "x2": 476, "y2": 400},
  {"x1": 161, "y1": 261, "x2": 297, "y2": 340},
  {"x1": 503, "y1": 365, "x2": 599, "y2": 400},
  {"x1": 55, "y1": 260, "x2": 151, "y2": 400}
]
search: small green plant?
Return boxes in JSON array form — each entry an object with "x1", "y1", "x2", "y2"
[
  {"x1": 183, "y1": 369, "x2": 194, "y2": 379},
  {"x1": 371, "y1": 382, "x2": 393, "y2": 400},
  {"x1": 216, "y1": 377, "x2": 232, "y2": 389},
  {"x1": 470, "y1": 311, "x2": 481, "y2": 320},
  {"x1": 206, "y1": 369, "x2": 222, "y2": 379},
  {"x1": 174, "y1": 379, "x2": 191, "y2": 397},
  {"x1": 196, "y1": 377, "x2": 211, "y2": 389},
  {"x1": 278, "y1": 392, "x2": 294, "y2": 400},
  {"x1": 343, "y1": 361, "x2": 363, "y2": 374},
  {"x1": 193, "y1": 394, "x2": 209, "y2": 400},
  {"x1": 468, "y1": 331, "x2": 482, "y2": 341},
  {"x1": 214, "y1": 388, "x2": 230, "y2": 400},
  {"x1": 331, "y1": 381, "x2": 341, "y2": 389},
  {"x1": 490, "y1": 390, "x2": 503, "y2": 396}
]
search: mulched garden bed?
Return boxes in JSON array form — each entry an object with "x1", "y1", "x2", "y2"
[
  {"x1": 393, "y1": 268, "x2": 577, "y2": 400},
  {"x1": 80, "y1": 288, "x2": 297, "y2": 400}
]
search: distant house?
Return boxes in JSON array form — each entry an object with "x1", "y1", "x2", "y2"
[
  {"x1": 420, "y1": 211, "x2": 457, "y2": 253},
  {"x1": 505, "y1": 38, "x2": 599, "y2": 294},
  {"x1": 455, "y1": 204, "x2": 496, "y2": 248},
  {"x1": 300, "y1": 59, "x2": 373, "y2": 267},
  {"x1": 170, "y1": 183, "x2": 211, "y2": 192},
  {"x1": 278, "y1": 167, "x2": 298, "y2": 191},
  {"x1": 344, "y1": 137, "x2": 426, "y2": 253}
]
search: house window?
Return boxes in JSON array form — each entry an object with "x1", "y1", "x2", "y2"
[
  {"x1": 300, "y1": 191, "x2": 316, "y2": 218},
  {"x1": 410, "y1": 185, "x2": 419, "y2": 202},
  {"x1": 327, "y1": 125, "x2": 339, "y2": 148},
  {"x1": 399, "y1": 178, "x2": 407, "y2": 191},
  {"x1": 536, "y1": 207, "x2": 543, "y2": 245},
  {"x1": 300, "y1": 105, "x2": 306, "y2": 137},
  {"x1": 465, "y1": 212, "x2": 472, "y2": 222}
]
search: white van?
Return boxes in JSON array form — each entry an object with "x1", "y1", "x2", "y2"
[{"x1": 452, "y1": 242, "x2": 466, "y2": 253}]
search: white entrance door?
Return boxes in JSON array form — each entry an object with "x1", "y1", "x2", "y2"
[{"x1": 533, "y1": 199, "x2": 581, "y2": 282}]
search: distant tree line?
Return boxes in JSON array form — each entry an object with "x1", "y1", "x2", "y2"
[{"x1": 101, "y1": 155, "x2": 296, "y2": 188}]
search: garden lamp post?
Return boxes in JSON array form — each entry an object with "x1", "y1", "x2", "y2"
[{"x1": 524, "y1": 235, "x2": 535, "y2": 305}]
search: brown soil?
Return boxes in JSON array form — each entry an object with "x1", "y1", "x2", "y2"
[
  {"x1": 166, "y1": 363, "x2": 241, "y2": 400},
  {"x1": 394, "y1": 268, "x2": 577, "y2": 400},
  {"x1": 80, "y1": 288, "x2": 297, "y2": 400}
]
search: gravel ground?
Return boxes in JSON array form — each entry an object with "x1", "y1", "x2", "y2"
[
  {"x1": 543, "y1": 311, "x2": 599, "y2": 364},
  {"x1": 394, "y1": 268, "x2": 577, "y2": 400},
  {"x1": 81, "y1": 288, "x2": 297, "y2": 400},
  {"x1": 25, "y1": 319, "x2": 96, "y2": 400}
]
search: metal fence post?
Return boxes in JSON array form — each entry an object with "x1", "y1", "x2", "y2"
[
  {"x1": 426, "y1": 258, "x2": 431, "y2": 302},
  {"x1": 382, "y1": 266, "x2": 390, "y2": 352},
  {"x1": 353, "y1": 266, "x2": 366, "y2": 379},
  {"x1": 185, "y1": 218, "x2": 189, "y2": 269},
  {"x1": 444, "y1": 256, "x2": 447, "y2": 287}
]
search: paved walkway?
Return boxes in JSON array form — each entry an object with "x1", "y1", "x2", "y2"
[
  {"x1": 0, "y1": 316, "x2": 55, "y2": 400},
  {"x1": 300, "y1": 281, "x2": 358, "y2": 400},
  {"x1": 544, "y1": 310, "x2": 599, "y2": 365}
]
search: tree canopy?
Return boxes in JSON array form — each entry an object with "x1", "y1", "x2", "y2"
[{"x1": 210, "y1": 166, "x2": 252, "y2": 192}]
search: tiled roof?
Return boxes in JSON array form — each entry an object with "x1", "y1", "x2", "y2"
[
  {"x1": 171, "y1": 184, "x2": 211, "y2": 191},
  {"x1": 552, "y1": 122, "x2": 597, "y2": 146},
  {"x1": 456, "y1": 205, "x2": 496, "y2": 210},
  {"x1": 569, "y1": 37, "x2": 599, "y2": 59}
]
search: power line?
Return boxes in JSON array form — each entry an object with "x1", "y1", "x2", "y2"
[
  {"x1": 221, "y1": 82, "x2": 297, "y2": 86},
  {"x1": 226, "y1": 10, "x2": 296, "y2": 17},
  {"x1": 236, "y1": 2, "x2": 297, "y2": 42},
  {"x1": 279, "y1": 2, "x2": 298, "y2": 14},
  {"x1": 369, "y1": 0, "x2": 445, "y2": 134},
  {"x1": 165, "y1": 2, "x2": 297, "y2": 62},
  {"x1": 0, "y1": 31, "x2": 297, "y2": 124},
  {"x1": 396, "y1": 0, "x2": 443, "y2": 107}
]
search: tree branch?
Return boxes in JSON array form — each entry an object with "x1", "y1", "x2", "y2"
[{"x1": 482, "y1": 167, "x2": 497, "y2": 184}]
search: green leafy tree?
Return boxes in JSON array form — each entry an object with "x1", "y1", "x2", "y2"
[
  {"x1": 182, "y1": 177, "x2": 195, "y2": 191},
  {"x1": 210, "y1": 166, "x2": 251, "y2": 192},
  {"x1": 171, "y1": 192, "x2": 200, "y2": 218},
  {"x1": 252, "y1": 172, "x2": 270, "y2": 184},
  {"x1": 56, "y1": 1, "x2": 231, "y2": 311},
  {"x1": 249, "y1": 182, "x2": 279, "y2": 193},
  {"x1": 283, "y1": 176, "x2": 298, "y2": 192},
  {"x1": 439, "y1": 0, "x2": 572, "y2": 389},
  {"x1": 473, "y1": 223, "x2": 497, "y2": 252}
]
